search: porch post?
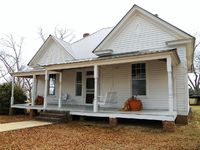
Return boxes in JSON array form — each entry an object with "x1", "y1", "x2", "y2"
[
  {"x1": 58, "y1": 72, "x2": 62, "y2": 108},
  {"x1": 10, "y1": 75, "x2": 15, "y2": 106},
  {"x1": 167, "y1": 56, "x2": 173, "y2": 112},
  {"x1": 43, "y1": 70, "x2": 49, "y2": 109},
  {"x1": 93, "y1": 65, "x2": 99, "y2": 112},
  {"x1": 31, "y1": 75, "x2": 36, "y2": 106}
]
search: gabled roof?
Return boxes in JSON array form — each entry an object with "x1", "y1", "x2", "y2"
[
  {"x1": 28, "y1": 27, "x2": 113, "y2": 67},
  {"x1": 93, "y1": 4, "x2": 194, "y2": 53},
  {"x1": 28, "y1": 35, "x2": 75, "y2": 66},
  {"x1": 71, "y1": 27, "x2": 113, "y2": 59},
  {"x1": 28, "y1": 4, "x2": 195, "y2": 71}
]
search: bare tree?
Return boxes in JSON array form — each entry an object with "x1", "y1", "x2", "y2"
[
  {"x1": 0, "y1": 34, "x2": 32, "y2": 98},
  {"x1": 188, "y1": 35, "x2": 200, "y2": 95},
  {"x1": 38, "y1": 26, "x2": 75, "y2": 42},
  {"x1": 38, "y1": 27, "x2": 46, "y2": 42}
]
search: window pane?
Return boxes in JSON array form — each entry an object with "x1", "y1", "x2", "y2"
[
  {"x1": 132, "y1": 63, "x2": 146, "y2": 95},
  {"x1": 76, "y1": 72, "x2": 82, "y2": 83},
  {"x1": 132, "y1": 80, "x2": 146, "y2": 95},
  {"x1": 48, "y1": 74, "x2": 56, "y2": 95},
  {"x1": 86, "y1": 78, "x2": 94, "y2": 89},
  {"x1": 76, "y1": 84, "x2": 82, "y2": 96},
  {"x1": 76, "y1": 72, "x2": 82, "y2": 96}
]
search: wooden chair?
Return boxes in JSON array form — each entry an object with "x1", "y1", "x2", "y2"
[{"x1": 98, "y1": 91, "x2": 118, "y2": 107}]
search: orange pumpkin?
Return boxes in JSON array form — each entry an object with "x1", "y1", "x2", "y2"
[
  {"x1": 35, "y1": 96, "x2": 44, "y2": 105},
  {"x1": 129, "y1": 97, "x2": 142, "y2": 111}
]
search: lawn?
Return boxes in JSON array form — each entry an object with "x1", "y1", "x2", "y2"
[{"x1": 0, "y1": 107, "x2": 199, "y2": 150}]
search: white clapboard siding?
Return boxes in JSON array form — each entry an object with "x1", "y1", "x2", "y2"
[
  {"x1": 35, "y1": 53, "x2": 189, "y2": 114},
  {"x1": 35, "y1": 40, "x2": 73, "y2": 66},
  {"x1": 100, "y1": 64, "x2": 131, "y2": 107},
  {"x1": 173, "y1": 46, "x2": 189, "y2": 115},
  {"x1": 142, "y1": 60, "x2": 168, "y2": 109},
  {"x1": 36, "y1": 75, "x2": 45, "y2": 96},
  {"x1": 36, "y1": 74, "x2": 66, "y2": 105},
  {"x1": 103, "y1": 14, "x2": 177, "y2": 54},
  {"x1": 62, "y1": 70, "x2": 83, "y2": 105},
  {"x1": 46, "y1": 74, "x2": 60, "y2": 104},
  {"x1": 100, "y1": 61, "x2": 169, "y2": 110}
]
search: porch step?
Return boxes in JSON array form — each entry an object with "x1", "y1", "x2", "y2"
[{"x1": 35, "y1": 110, "x2": 69, "y2": 123}]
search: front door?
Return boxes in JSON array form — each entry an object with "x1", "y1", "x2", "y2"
[{"x1": 85, "y1": 71, "x2": 94, "y2": 104}]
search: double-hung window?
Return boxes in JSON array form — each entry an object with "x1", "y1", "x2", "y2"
[
  {"x1": 48, "y1": 74, "x2": 56, "y2": 95},
  {"x1": 76, "y1": 72, "x2": 82, "y2": 96},
  {"x1": 132, "y1": 63, "x2": 146, "y2": 95}
]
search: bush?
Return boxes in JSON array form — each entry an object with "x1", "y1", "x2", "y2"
[{"x1": 0, "y1": 82, "x2": 27, "y2": 114}]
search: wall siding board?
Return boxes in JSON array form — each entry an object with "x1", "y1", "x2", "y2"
[
  {"x1": 101, "y1": 14, "x2": 177, "y2": 54},
  {"x1": 99, "y1": 61, "x2": 169, "y2": 109},
  {"x1": 35, "y1": 54, "x2": 189, "y2": 115},
  {"x1": 173, "y1": 46, "x2": 189, "y2": 115},
  {"x1": 34, "y1": 40, "x2": 73, "y2": 66},
  {"x1": 36, "y1": 75, "x2": 45, "y2": 96}
]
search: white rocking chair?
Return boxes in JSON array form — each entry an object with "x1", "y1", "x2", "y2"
[
  {"x1": 98, "y1": 91, "x2": 118, "y2": 107},
  {"x1": 62, "y1": 93, "x2": 73, "y2": 104}
]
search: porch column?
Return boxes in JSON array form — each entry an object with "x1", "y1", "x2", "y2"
[
  {"x1": 167, "y1": 56, "x2": 173, "y2": 112},
  {"x1": 43, "y1": 70, "x2": 49, "y2": 109},
  {"x1": 31, "y1": 75, "x2": 37, "y2": 106},
  {"x1": 58, "y1": 72, "x2": 62, "y2": 108},
  {"x1": 10, "y1": 75, "x2": 15, "y2": 106},
  {"x1": 93, "y1": 65, "x2": 99, "y2": 112}
]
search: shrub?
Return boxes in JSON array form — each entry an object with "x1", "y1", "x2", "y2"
[{"x1": 0, "y1": 82, "x2": 27, "y2": 114}]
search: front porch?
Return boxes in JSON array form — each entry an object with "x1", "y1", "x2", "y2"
[
  {"x1": 12, "y1": 104, "x2": 177, "y2": 121},
  {"x1": 11, "y1": 49, "x2": 180, "y2": 126}
]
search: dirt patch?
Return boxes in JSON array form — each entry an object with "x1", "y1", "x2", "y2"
[{"x1": 0, "y1": 107, "x2": 199, "y2": 150}]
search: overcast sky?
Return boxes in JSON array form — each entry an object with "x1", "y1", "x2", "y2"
[{"x1": 0, "y1": 0, "x2": 199, "y2": 64}]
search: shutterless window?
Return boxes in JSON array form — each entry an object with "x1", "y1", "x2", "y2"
[
  {"x1": 132, "y1": 63, "x2": 146, "y2": 95},
  {"x1": 76, "y1": 72, "x2": 82, "y2": 96},
  {"x1": 48, "y1": 74, "x2": 56, "y2": 95}
]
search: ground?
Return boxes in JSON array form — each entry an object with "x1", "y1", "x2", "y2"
[
  {"x1": 0, "y1": 115, "x2": 30, "y2": 124},
  {"x1": 0, "y1": 107, "x2": 199, "y2": 150}
]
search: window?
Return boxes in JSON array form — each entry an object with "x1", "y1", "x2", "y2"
[
  {"x1": 132, "y1": 63, "x2": 146, "y2": 95},
  {"x1": 76, "y1": 72, "x2": 82, "y2": 96},
  {"x1": 48, "y1": 74, "x2": 56, "y2": 95}
]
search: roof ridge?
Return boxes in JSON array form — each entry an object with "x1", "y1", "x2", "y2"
[
  {"x1": 71, "y1": 27, "x2": 113, "y2": 45},
  {"x1": 50, "y1": 35, "x2": 75, "y2": 59}
]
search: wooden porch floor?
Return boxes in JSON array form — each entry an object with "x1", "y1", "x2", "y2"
[{"x1": 11, "y1": 104, "x2": 177, "y2": 121}]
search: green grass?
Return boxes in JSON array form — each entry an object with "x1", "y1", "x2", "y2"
[{"x1": 191, "y1": 106, "x2": 200, "y2": 112}]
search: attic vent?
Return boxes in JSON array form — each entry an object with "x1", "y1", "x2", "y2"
[
  {"x1": 94, "y1": 49, "x2": 113, "y2": 57},
  {"x1": 83, "y1": 33, "x2": 90, "y2": 38}
]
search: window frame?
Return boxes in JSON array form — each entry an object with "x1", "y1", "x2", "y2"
[
  {"x1": 131, "y1": 63, "x2": 147, "y2": 96},
  {"x1": 48, "y1": 74, "x2": 56, "y2": 95}
]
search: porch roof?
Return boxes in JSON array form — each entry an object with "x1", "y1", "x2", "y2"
[
  {"x1": 44, "y1": 48, "x2": 179, "y2": 70},
  {"x1": 14, "y1": 48, "x2": 179, "y2": 77}
]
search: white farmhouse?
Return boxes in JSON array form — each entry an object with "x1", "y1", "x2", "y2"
[{"x1": 11, "y1": 5, "x2": 195, "y2": 130}]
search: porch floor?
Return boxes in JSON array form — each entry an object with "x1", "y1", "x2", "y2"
[{"x1": 11, "y1": 104, "x2": 177, "y2": 121}]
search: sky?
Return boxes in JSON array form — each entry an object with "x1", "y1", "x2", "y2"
[{"x1": 0, "y1": 0, "x2": 200, "y2": 64}]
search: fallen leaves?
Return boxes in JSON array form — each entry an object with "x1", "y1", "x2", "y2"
[
  {"x1": 0, "y1": 115, "x2": 30, "y2": 124},
  {"x1": 0, "y1": 107, "x2": 199, "y2": 150}
]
